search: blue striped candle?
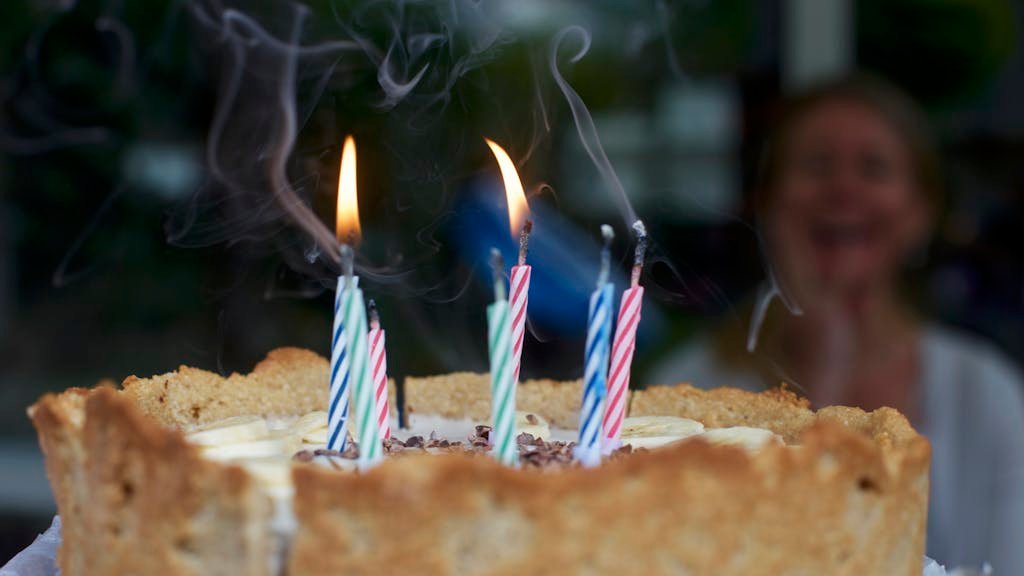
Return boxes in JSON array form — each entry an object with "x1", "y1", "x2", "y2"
[
  {"x1": 576, "y1": 225, "x2": 615, "y2": 468},
  {"x1": 327, "y1": 276, "x2": 358, "y2": 452},
  {"x1": 576, "y1": 282, "x2": 614, "y2": 467}
]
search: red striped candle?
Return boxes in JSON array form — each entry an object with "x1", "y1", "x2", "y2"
[
  {"x1": 484, "y1": 139, "x2": 532, "y2": 385},
  {"x1": 602, "y1": 220, "x2": 647, "y2": 453},
  {"x1": 367, "y1": 301, "x2": 391, "y2": 440},
  {"x1": 509, "y1": 264, "x2": 531, "y2": 384},
  {"x1": 602, "y1": 285, "x2": 643, "y2": 451}
]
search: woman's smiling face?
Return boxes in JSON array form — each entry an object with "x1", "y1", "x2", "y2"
[{"x1": 764, "y1": 98, "x2": 930, "y2": 303}]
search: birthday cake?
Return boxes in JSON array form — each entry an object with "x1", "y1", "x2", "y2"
[{"x1": 29, "y1": 347, "x2": 930, "y2": 575}]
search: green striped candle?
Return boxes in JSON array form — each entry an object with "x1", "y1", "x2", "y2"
[
  {"x1": 341, "y1": 272, "x2": 383, "y2": 469},
  {"x1": 488, "y1": 249, "x2": 518, "y2": 466}
]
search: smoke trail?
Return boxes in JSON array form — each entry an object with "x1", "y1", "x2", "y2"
[
  {"x1": 180, "y1": 0, "x2": 516, "y2": 287},
  {"x1": 746, "y1": 226, "x2": 803, "y2": 351},
  {"x1": 265, "y1": 6, "x2": 343, "y2": 266},
  {"x1": 549, "y1": 26, "x2": 638, "y2": 229},
  {"x1": 186, "y1": 3, "x2": 363, "y2": 271}
]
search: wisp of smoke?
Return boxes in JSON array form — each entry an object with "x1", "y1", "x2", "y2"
[
  {"x1": 180, "y1": 0, "x2": 514, "y2": 289},
  {"x1": 549, "y1": 26, "x2": 638, "y2": 229}
]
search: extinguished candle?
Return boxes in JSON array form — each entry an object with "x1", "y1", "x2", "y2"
[
  {"x1": 602, "y1": 220, "x2": 647, "y2": 453},
  {"x1": 487, "y1": 248, "x2": 518, "y2": 466},
  {"x1": 367, "y1": 300, "x2": 392, "y2": 440},
  {"x1": 577, "y1": 225, "x2": 615, "y2": 467}
]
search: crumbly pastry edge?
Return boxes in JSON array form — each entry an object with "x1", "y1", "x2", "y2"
[{"x1": 29, "y1": 347, "x2": 930, "y2": 576}]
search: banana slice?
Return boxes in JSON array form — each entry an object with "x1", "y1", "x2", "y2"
[
  {"x1": 620, "y1": 416, "x2": 705, "y2": 450},
  {"x1": 515, "y1": 411, "x2": 551, "y2": 439},
  {"x1": 187, "y1": 415, "x2": 268, "y2": 446},
  {"x1": 289, "y1": 411, "x2": 328, "y2": 437},
  {"x1": 300, "y1": 427, "x2": 329, "y2": 445},
  {"x1": 698, "y1": 427, "x2": 782, "y2": 451},
  {"x1": 621, "y1": 416, "x2": 704, "y2": 438},
  {"x1": 201, "y1": 435, "x2": 295, "y2": 461}
]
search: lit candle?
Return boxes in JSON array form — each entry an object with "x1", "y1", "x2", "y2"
[
  {"x1": 327, "y1": 136, "x2": 361, "y2": 453},
  {"x1": 577, "y1": 225, "x2": 615, "y2": 467},
  {"x1": 602, "y1": 220, "x2": 647, "y2": 453},
  {"x1": 367, "y1": 300, "x2": 392, "y2": 440},
  {"x1": 485, "y1": 138, "x2": 532, "y2": 385},
  {"x1": 331, "y1": 135, "x2": 382, "y2": 468},
  {"x1": 487, "y1": 248, "x2": 517, "y2": 466}
]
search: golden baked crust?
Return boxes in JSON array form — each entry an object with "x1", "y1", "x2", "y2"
[
  {"x1": 291, "y1": 421, "x2": 928, "y2": 575},
  {"x1": 120, "y1": 348, "x2": 327, "y2": 427},
  {"x1": 405, "y1": 373, "x2": 598, "y2": 429},
  {"x1": 30, "y1": 348, "x2": 930, "y2": 576},
  {"x1": 120, "y1": 347, "x2": 397, "y2": 429},
  {"x1": 630, "y1": 383, "x2": 814, "y2": 443},
  {"x1": 30, "y1": 387, "x2": 272, "y2": 576}
]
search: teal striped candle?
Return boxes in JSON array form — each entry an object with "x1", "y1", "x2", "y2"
[
  {"x1": 488, "y1": 249, "x2": 517, "y2": 466},
  {"x1": 341, "y1": 274, "x2": 383, "y2": 469}
]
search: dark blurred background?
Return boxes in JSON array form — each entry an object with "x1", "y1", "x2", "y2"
[{"x1": 2, "y1": 0, "x2": 1023, "y2": 562}]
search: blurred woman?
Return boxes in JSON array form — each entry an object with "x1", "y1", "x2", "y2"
[{"x1": 652, "y1": 76, "x2": 1024, "y2": 572}]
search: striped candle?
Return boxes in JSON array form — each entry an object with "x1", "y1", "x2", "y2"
[
  {"x1": 328, "y1": 276, "x2": 358, "y2": 452},
  {"x1": 576, "y1": 225, "x2": 615, "y2": 468},
  {"x1": 602, "y1": 285, "x2": 644, "y2": 452},
  {"x1": 485, "y1": 138, "x2": 532, "y2": 385},
  {"x1": 488, "y1": 249, "x2": 518, "y2": 466},
  {"x1": 602, "y1": 220, "x2": 647, "y2": 453},
  {"x1": 509, "y1": 263, "x2": 531, "y2": 384},
  {"x1": 577, "y1": 282, "x2": 614, "y2": 467},
  {"x1": 341, "y1": 282, "x2": 383, "y2": 469},
  {"x1": 367, "y1": 301, "x2": 391, "y2": 440}
]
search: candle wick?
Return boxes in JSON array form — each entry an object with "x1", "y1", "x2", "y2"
[
  {"x1": 368, "y1": 299, "x2": 380, "y2": 330},
  {"x1": 340, "y1": 243, "x2": 355, "y2": 288},
  {"x1": 630, "y1": 219, "x2": 648, "y2": 288},
  {"x1": 598, "y1": 224, "x2": 614, "y2": 287},
  {"x1": 490, "y1": 248, "x2": 507, "y2": 301},
  {"x1": 517, "y1": 219, "x2": 533, "y2": 267}
]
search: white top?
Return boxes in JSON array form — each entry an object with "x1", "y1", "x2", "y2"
[{"x1": 649, "y1": 324, "x2": 1024, "y2": 573}]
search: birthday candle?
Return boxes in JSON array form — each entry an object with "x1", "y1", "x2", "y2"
[
  {"x1": 577, "y1": 226, "x2": 615, "y2": 468},
  {"x1": 509, "y1": 223, "x2": 532, "y2": 385},
  {"x1": 603, "y1": 220, "x2": 648, "y2": 453},
  {"x1": 330, "y1": 135, "x2": 360, "y2": 453},
  {"x1": 338, "y1": 246, "x2": 383, "y2": 469},
  {"x1": 328, "y1": 275, "x2": 354, "y2": 452},
  {"x1": 367, "y1": 300, "x2": 392, "y2": 440},
  {"x1": 487, "y1": 249, "x2": 518, "y2": 466},
  {"x1": 485, "y1": 138, "x2": 533, "y2": 386}
]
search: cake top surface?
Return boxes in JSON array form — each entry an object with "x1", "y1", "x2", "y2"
[{"x1": 113, "y1": 346, "x2": 923, "y2": 451}]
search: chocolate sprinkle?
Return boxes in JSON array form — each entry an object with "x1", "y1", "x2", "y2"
[{"x1": 293, "y1": 429, "x2": 637, "y2": 470}]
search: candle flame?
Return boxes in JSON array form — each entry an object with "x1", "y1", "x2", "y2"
[
  {"x1": 336, "y1": 135, "x2": 362, "y2": 244},
  {"x1": 484, "y1": 138, "x2": 530, "y2": 237}
]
